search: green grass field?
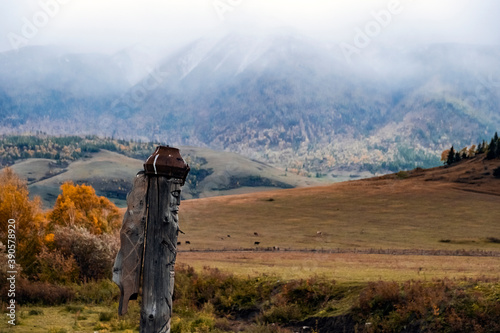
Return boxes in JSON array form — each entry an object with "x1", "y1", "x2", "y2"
[{"x1": 0, "y1": 304, "x2": 140, "y2": 333}]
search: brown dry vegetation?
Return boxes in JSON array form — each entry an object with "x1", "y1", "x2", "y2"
[
  {"x1": 176, "y1": 155, "x2": 500, "y2": 252},
  {"x1": 2, "y1": 155, "x2": 500, "y2": 332},
  {"x1": 176, "y1": 251, "x2": 500, "y2": 282},
  {"x1": 169, "y1": 155, "x2": 500, "y2": 284}
]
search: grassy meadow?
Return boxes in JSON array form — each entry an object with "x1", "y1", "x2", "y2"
[
  {"x1": 2, "y1": 155, "x2": 500, "y2": 332},
  {"x1": 178, "y1": 177, "x2": 500, "y2": 252},
  {"x1": 176, "y1": 251, "x2": 500, "y2": 282}
]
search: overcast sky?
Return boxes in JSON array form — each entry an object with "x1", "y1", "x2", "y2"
[{"x1": 0, "y1": 0, "x2": 499, "y2": 55}]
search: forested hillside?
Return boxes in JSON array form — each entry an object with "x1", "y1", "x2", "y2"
[
  {"x1": 1, "y1": 135, "x2": 319, "y2": 207},
  {"x1": 1, "y1": 38, "x2": 499, "y2": 176}
]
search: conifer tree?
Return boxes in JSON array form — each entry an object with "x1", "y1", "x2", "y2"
[
  {"x1": 446, "y1": 146, "x2": 455, "y2": 165},
  {"x1": 496, "y1": 136, "x2": 500, "y2": 159},
  {"x1": 477, "y1": 142, "x2": 483, "y2": 154},
  {"x1": 487, "y1": 137, "x2": 497, "y2": 159}
]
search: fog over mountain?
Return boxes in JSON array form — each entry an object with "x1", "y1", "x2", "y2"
[
  {"x1": 1, "y1": 31, "x2": 499, "y2": 175},
  {"x1": 0, "y1": 1, "x2": 499, "y2": 176}
]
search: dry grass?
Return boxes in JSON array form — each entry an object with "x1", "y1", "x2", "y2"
[
  {"x1": 174, "y1": 158, "x2": 500, "y2": 284},
  {"x1": 177, "y1": 178, "x2": 500, "y2": 251},
  {"x1": 176, "y1": 251, "x2": 500, "y2": 282}
]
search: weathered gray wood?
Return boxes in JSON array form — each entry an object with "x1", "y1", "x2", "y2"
[
  {"x1": 140, "y1": 176, "x2": 182, "y2": 333},
  {"x1": 112, "y1": 171, "x2": 148, "y2": 315}
]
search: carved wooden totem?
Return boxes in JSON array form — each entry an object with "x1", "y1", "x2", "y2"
[{"x1": 113, "y1": 146, "x2": 189, "y2": 333}]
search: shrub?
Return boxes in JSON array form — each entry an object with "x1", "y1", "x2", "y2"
[
  {"x1": 15, "y1": 278, "x2": 74, "y2": 305},
  {"x1": 99, "y1": 311, "x2": 114, "y2": 322},
  {"x1": 493, "y1": 167, "x2": 500, "y2": 178},
  {"x1": 354, "y1": 279, "x2": 500, "y2": 332},
  {"x1": 93, "y1": 322, "x2": 111, "y2": 331},
  {"x1": 262, "y1": 303, "x2": 302, "y2": 323},
  {"x1": 65, "y1": 305, "x2": 85, "y2": 313},
  {"x1": 52, "y1": 226, "x2": 119, "y2": 281},
  {"x1": 28, "y1": 309, "x2": 44, "y2": 315},
  {"x1": 280, "y1": 278, "x2": 340, "y2": 311},
  {"x1": 173, "y1": 265, "x2": 349, "y2": 326},
  {"x1": 47, "y1": 328, "x2": 67, "y2": 333},
  {"x1": 396, "y1": 171, "x2": 409, "y2": 179},
  {"x1": 36, "y1": 248, "x2": 80, "y2": 284},
  {"x1": 72, "y1": 279, "x2": 120, "y2": 304},
  {"x1": 171, "y1": 302, "x2": 217, "y2": 333}
]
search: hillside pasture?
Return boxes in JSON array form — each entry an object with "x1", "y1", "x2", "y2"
[{"x1": 177, "y1": 178, "x2": 500, "y2": 252}]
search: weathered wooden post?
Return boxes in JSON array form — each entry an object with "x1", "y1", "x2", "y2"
[{"x1": 113, "y1": 146, "x2": 190, "y2": 333}]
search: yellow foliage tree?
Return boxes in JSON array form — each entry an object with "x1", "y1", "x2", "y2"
[
  {"x1": 468, "y1": 144, "x2": 477, "y2": 158},
  {"x1": 440, "y1": 149, "x2": 450, "y2": 162},
  {"x1": 0, "y1": 168, "x2": 45, "y2": 277},
  {"x1": 49, "y1": 182, "x2": 120, "y2": 234}
]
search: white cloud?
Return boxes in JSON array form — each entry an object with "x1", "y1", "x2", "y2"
[{"x1": 0, "y1": 0, "x2": 498, "y2": 54}]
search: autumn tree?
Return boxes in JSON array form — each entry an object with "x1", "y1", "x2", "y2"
[
  {"x1": 459, "y1": 147, "x2": 468, "y2": 159},
  {"x1": 441, "y1": 149, "x2": 450, "y2": 163},
  {"x1": 48, "y1": 182, "x2": 120, "y2": 234},
  {"x1": 0, "y1": 168, "x2": 45, "y2": 277},
  {"x1": 468, "y1": 145, "x2": 476, "y2": 158}
]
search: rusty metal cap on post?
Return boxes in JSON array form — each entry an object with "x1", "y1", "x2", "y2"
[{"x1": 144, "y1": 146, "x2": 190, "y2": 184}]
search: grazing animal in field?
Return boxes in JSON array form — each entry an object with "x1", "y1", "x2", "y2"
[
  {"x1": 185, "y1": 241, "x2": 191, "y2": 244},
  {"x1": 316, "y1": 231, "x2": 322, "y2": 235},
  {"x1": 254, "y1": 232, "x2": 259, "y2": 236},
  {"x1": 254, "y1": 241, "x2": 260, "y2": 245},
  {"x1": 227, "y1": 234, "x2": 231, "y2": 238}
]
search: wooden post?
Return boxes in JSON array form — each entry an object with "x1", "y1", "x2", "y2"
[
  {"x1": 141, "y1": 177, "x2": 182, "y2": 332},
  {"x1": 113, "y1": 146, "x2": 189, "y2": 333}
]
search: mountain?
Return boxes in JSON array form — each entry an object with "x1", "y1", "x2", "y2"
[
  {"x1": 0, "y1": 46, "x2": 130, "y2": 126},
  {"x1": 1, "y1": 33, "x2": 500, "y2": 176},
  {"x1": 9, "y1": 147, "x2": 320, "y2": 208}
]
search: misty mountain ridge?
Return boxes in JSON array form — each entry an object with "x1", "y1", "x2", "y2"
[{"x1": 1, "y1": 32, "x2": 499, "y2": 176}]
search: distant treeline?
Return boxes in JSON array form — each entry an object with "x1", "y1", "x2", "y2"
[
  {"x1": 442, "y1": 131, "x2": 500, "y2": 166},
  {"x1": 0, "y1": 135, "x2": 159, "y2": 167}
]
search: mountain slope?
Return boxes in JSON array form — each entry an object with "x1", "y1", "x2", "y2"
[
  {"x1": 1, "y1": 35, "x2": 499, "y2": 175},
  {"x1": 176, "y1": 155, "x2": 500, "y2": 251},
  {"x1": 10, "y1": 147, "x2": 320, "y2": 207},
  {"x1": 0, "y1": 46, "x2": 130, "y2": 127}
]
